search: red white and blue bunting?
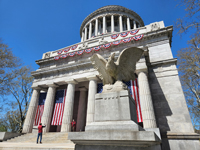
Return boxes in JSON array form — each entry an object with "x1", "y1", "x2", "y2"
[
  {"x1": 54, "y1": 56, "x2": 60, "y2": 60},
  {"x1": 71, "y1": 45, "x2": 78, "y2": 50},
  {"x1": 60, "y1": 54, "x2": 68, "y2": 59},
  {"x1": 102, "y1": 43, "x2": 112, "y2": 49},
  {"x1": 76, "y1": 50, "x2": 84, "y2": 55},
  {"x1": 112, "y1": 40, "x2": 121, "y2": 45},
  {"x1": 54, "y1": 34, "x2": 144, "y2": 60},
  {"x1": 63, "y1": 47, "x2": 70, "y2": 53},
  {"x1": 111, "y1": 29, "x2": 139, "y2": 39},
  {"x1": 68, "y1": 52, "x2": 76, "y2": 57},
  {"x1": 85, "y1": 48, "x2": 93, "y2": 53},
  {"x1": 132, "y1": 34, "x2": 143, "y2": 41},
  {"x1": 111, "y1": 34, "x2": 119, "y2": 39},
  {"x1": 57, "y1": 50, "x2": 63, "y2": 55},
  {"x1": 120, "y1": 31, "x2": 130, "y2": 37},
  {"x1": 94, "y1": 46, "x2": 101, "y2": 51},
  {"x1": 122, "y1": 38, "x2": 132, "y2": 43},
  {"x1": 130, "y1": 29, "x2": 139, "y2": 35}
]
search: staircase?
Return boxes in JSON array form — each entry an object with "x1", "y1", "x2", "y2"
[
  {"x1": 0, "y1": 132, "x2": 75, "y2": 150},
  {"x1": 5, "y1": 132, "x2": 72, "y2": 143}
]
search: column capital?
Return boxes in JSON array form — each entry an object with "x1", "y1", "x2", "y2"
[
  {"x1": 46, "y1": 83, "x2": 59, "y2": 88},
  {"x1": 79, "y1": 86, "x2": 87, "y2": 91},
  {"x1": 65, "y1": 79, "x2": 78, "y2": 84},
  {"x1": 135, "y1": 69, "x2": 148, "y2": 75},
  {"x1": 87, "y1": 75, "x2": 99, "y2": 81},
  {"x1": 31, "y1": 86, "x2": 41, "y2": 90}
]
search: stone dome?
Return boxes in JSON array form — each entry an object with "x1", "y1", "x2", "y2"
[{"x1": 80, "y1": 5, "x2": 144, "y2": 41}]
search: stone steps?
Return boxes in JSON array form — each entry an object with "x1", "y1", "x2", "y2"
[
  {"x1": 5, "y1": 132, "x2": 73, "y2": 144},
  {"x1": 0, "y1": 142, "x2": 75, "y2": 150},
  {"x1": 0, "y1": 132, "x2": 75, "y2": 150}
]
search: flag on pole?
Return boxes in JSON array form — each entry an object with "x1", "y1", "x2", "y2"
[
  {"x1": 51, "y1": 89, "x2": 67, "y2": 125},
  {"x1": 34, "y1": 93, "x2": 46, "y2": 126}
]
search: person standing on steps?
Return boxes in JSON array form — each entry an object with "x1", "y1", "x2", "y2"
[
  {"x1": 37, "y1": 123, "x2": 46, "y2": 144},
  {"x1": 71, "y1": 119, "x2": 76, "y2": 132}
]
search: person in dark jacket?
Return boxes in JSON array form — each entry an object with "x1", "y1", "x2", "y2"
[
  {"x1": 37, "y1": 123, "x2": 46, "y2": 144},
  {"x1": 71, "y1": 119, "x2": 76, "y2": 132}
]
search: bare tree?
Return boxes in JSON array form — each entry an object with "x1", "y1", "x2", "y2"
[
  {"x1": 177, "y1": 34, "x2": 200, "y2": 130},
  {"x1": 175, "y1": 0, "x2": 200, "y2": 35},
  {"x1": 0, "y1": 40, "x2": 34, "y2": 133},
  {"x1": 0, "y1": 39, "x2": 20, "y2": 96},
  {"x1": 175, "y1": 0, "x2": 200, "y2": 131},
  {"x1": 6, "y1": 66, "x2": 34, "y2": 133}
]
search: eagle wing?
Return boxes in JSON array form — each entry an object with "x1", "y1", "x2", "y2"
[
  {"x1": 90, "y1": 54, "x2": 114, "y2": 85},
  {"x1": 115, "y1": 47, "x2": 144, "y2": 81}
]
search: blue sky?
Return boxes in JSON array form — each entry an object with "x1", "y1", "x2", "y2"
[{"x1": 0, "y1": 0, "x2": 189, "y2": 70}]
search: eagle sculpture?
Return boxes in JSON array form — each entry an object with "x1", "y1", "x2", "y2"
[{"x1": 90, "y1": 47, "x2": 144, "y2": 87}]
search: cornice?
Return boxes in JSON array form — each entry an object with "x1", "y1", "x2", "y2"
[
  {"x1": 31, "y1": 61, "x2": 92, "y2": 77},
  {"x1": 80, "y1": 5, "x2": 144, "y2": 37},
  {"x1": 150, "y1": 58, "x2": 177, "y2": 66},
  {"x1": 35, "y1": 26, "x2": 173, "y2": 66}
]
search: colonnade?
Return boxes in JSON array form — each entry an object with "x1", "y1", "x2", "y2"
[
  {"x1": 22, "y1": 71, "x2": 156, "y2": 133},
  {"x1": 81, "y1": 15, "x2": 140, "y2": 42}
]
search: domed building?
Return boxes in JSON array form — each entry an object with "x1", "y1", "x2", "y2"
[
  {"x1": 22, "y1": 5, "x2": 199, "y2": 150},
  {"x1": 80, "y1": 5, "x2": 144, "y2": 41}
]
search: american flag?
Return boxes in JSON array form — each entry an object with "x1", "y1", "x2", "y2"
[
  {"x1": 97, "y1": 79, "x2": 143, "y2": 123},
  {"x1": 51, "y1": 89, "x2": 67, "y2": 125},
  {"x1": 125, "y1": 79, "x2": 143, "y2": 123},
  {"x1": 34, "y1": 93, "x2": 46, "y2": 126}
]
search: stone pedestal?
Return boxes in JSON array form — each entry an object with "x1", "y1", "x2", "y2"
[{"x1": 68, "y1": 90, "x2": 161, "y2": 150}]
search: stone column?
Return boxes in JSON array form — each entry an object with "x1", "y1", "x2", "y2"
[
  {"x1": 111, "y1": 15, "x2": 114, "y2": 32},
  {"x1": 119, "y1": 15, "x2": 123, "y2": 32},
  {"x1": 95, "y1": 18, "x2": 98, "y2": 36},
  {"x1": 41, "y1": 84, "x2": 58, "y2": 132},
  {"x1": 103, "y1": 16, "x2": 106, "y2": 34},
  {"x1": 89, "y1": 22, "x2": 92, "y2": 39},
  {"x1": 127, "y1": 17, "x2": 130, "y2": 30},
  {"x1": 86, "y1": 76, "x2": 98, "y2": 125},
  {"x1": 81, "y1": 31, "x2": 84, "y2": 42},
  {"x1": 84, "y1": 27, "x2": 87, "y2": 40},
  {"x1": 22, "y1": 87, "x2": 41, "y2": 133},
  {"x1": 138, "y1": 24, "x2": 140, "y2": 28},
  {"x1": 76, "y1": 87, "x2": 87, "y2": 131},
  {"x1": 138, "y1": 72, "x2": 157, "y2": 128},
  {"x1": 133, "y1": 20, "x2": 136, "y2": 29},
  {"x1": 61, "y1": 80, "x2": 77, "y2": 132}
]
